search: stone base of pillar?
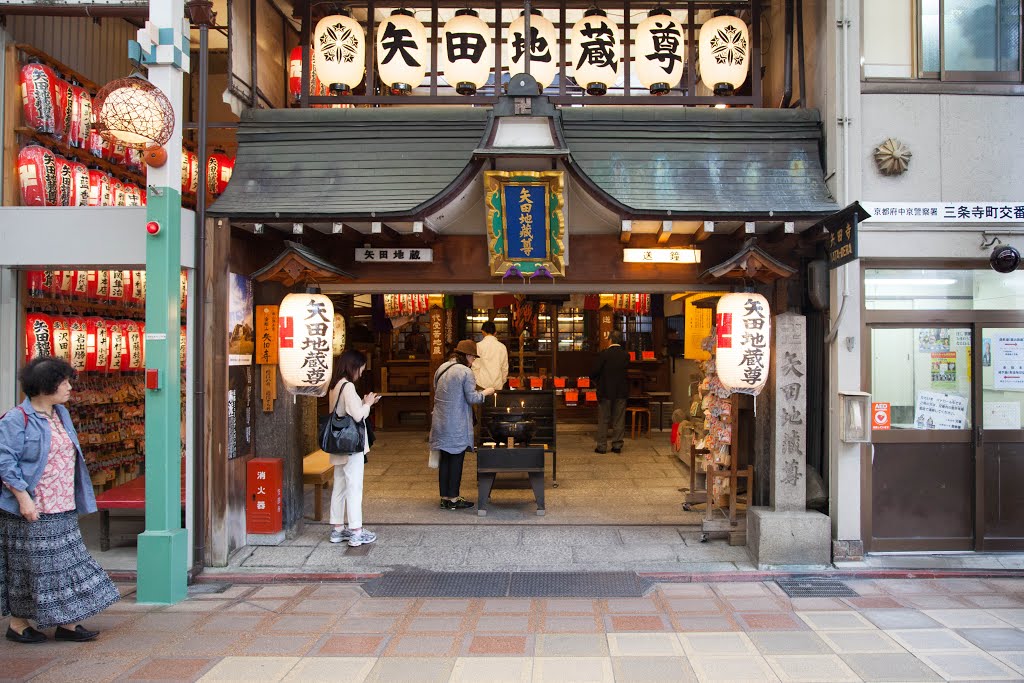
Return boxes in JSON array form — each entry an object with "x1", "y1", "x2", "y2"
[
  {"x1": 747, "y1": 507, "x2": 831, "y2": 569},
  {"x1": 247, "y1": 531, "x2": 286, "y2": 546},
  {"x1": 832, "y1": 539, "x2": 865, "y2": 561}
]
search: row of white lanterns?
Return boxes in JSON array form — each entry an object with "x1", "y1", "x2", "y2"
[{"x1": 312, "y1": 9, "x2": 749, "y2": 97}]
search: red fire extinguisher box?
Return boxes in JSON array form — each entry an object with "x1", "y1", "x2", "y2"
[{"x1": 246, "y1": 458, "x2": 283, "y2": 534}]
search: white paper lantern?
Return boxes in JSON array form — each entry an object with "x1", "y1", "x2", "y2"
[
  {"x1": 699, "y1": 13, "x2": 750, "y2": 95},
  {"x1": 313, "y1": 14, "x2": 366, "y2": 95},
  {"x1": 333, "y1": 313, "x2": 346, "y2": 356},
  {"x1": 441, "y1": 10, "x2": 491, "y2": 95},
  {"x1": 508, "y1": 10, "x2": 558, "y2": 90},
  {"x1": 715, "y1": 293, "x2": 770, "y2": 395},
  {"x1": 570, "y1": 9, "x2": 620, "y2": 96},
  {"x1": 376, "y1": 9, "x2": 428, "y2": 94},
  {"x1": 636, "y1": 9, "x2": 685, "y2": 95},
  {"x1": 278, "y1": 292, "x2": 335, "y2": 396}
]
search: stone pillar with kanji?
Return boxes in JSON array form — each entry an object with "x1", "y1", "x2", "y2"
[{"x1": 747, "y1": 312, "x2": 831, "y2": 568}]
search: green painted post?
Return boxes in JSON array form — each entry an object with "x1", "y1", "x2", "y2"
[{"x1": 135, "y1": 0, "x2": 189, "y2": 605}]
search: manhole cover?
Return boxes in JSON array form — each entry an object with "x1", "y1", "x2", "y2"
[
  {"x1": 363, "y1": 572, "x2": 510, "y2": 598},
  {"x1": 510, "y1": 572, "x2": 652, "y2": 598},
  {"x1": 776, "y1": 578, "x2": 859, "y2": 598}
]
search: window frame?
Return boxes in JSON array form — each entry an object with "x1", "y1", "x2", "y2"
[{"x1": 916, "y1": 0, "x2": 1023, "y2": 82}]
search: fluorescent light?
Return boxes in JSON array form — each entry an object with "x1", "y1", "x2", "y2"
[{"x1": 865, "y1": 278, "x2": 957, "y2": 286}]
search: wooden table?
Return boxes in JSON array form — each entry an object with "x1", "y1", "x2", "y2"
[
  {"x1": 302, "y1": 450, "x2": 335, "y2": 521},
  {"x1": 475, "y1": 446, "x2": 546, "y2": 516}
]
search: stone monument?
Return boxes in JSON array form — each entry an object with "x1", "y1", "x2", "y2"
[{"x1": 747, "y1": 312, "x2": 831, "y2": 568}]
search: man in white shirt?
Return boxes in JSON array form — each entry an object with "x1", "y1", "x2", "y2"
[{"x1": 472, "y1": 320, "x2": 509, "y2": 391}]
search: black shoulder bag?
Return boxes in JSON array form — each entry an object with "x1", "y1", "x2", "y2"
[{"x1": 318, "y1": 381, "x2": 366, "y2": 454}]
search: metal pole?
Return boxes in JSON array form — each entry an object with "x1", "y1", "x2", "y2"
[{"x1": 136, "y1": 0, "x2": 188, "y2": 605}]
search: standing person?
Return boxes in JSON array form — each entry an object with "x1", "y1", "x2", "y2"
[
  {"x1": 430, "y1": 340, "x2": 495, "y2": 510},
  {"x1": 327, "y1": 349, "x2": 379, "y2": 547},
  {"x1": 472, "y1": 320, "x2": 508, "y2": 391},
  {"x1": 0, "y1": 357, "x2": 119, "y2": 644},
  {"x1": 590, "y1": 329, "x2": 630, "y2": 454}
]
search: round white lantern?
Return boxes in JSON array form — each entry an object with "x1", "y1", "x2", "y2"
[
  {"x1": 636, "y1": 9, "x2": 685, "y2": 95},
  {"x1": 699, "y1": 13, "x2": 750, "y2": 96},
  {"x1": 507, "y1": 10, "x2": 558, "y2": 90},
  {"x1": 313, "y1": 13, "x2": 366, "y2": 95},
  {"x1": 278, "y1": 292, "x2": 335, "y2": 396},
  {"x1": 376, "y1": 9, "x2": 428, "y2": 95},
  {"x1": 333, "y1": 313, "x2": 346, "y2": 356},
  {"x1": 570, "y1": 9, "x2": 620, "y2": 96},
  {"x1": 441, "y1": 10, "x2": 491, "y2": 95},
  {"x1": 715, "y1": 292, "x2": 770, "y2": 395}
]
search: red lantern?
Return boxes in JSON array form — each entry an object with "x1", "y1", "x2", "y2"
[
  {"x1": 180, "y1": 148, "x2": 193, "y2": 192},
  {"x1": 140, "y1": 188, "x2": 147, "y2": 206},
  {"x1": 19, "y1": 62, "x2": 57, "y2": 134},
  {"x1": 109, "y1": 269, "x2": 127, "y2": 301},
  {"x1": 87, "y1": 130, "x2": 108, "y2": 159},
  {"x1": 124, "y1": 321, "x2": 143, "y2": 371},
  {"x1": 70, "y1": 270, "x2": 89, "y2": 299},
  {"x1": 68, "y1": 317, "x2": 88, "y2": 371},
  {"x1": 54, "y1": 77, "x2": 73, "y2": 144},
  {"x1": 87, "y1": 169, "x2": 112, "y2": 206},
  {"x1": 125, "y1": 147, "x2": 144, "y2": 173},
  {"x1": 109, "y1": 141, "x2": 127, "y2": 166},
  {"x1": 109, "y1": 177, "x2": 125, "y2": 206},
  {"x1": 26, "y1": 271, "x2": 45, "y2": 297},
  {"x1": 57, "y1": 270, "x2": 75, "y2": 297},
  {"x1": 54, "y1": 154, "x2": 74, "y2": 206},
  {"x1": 139, "y1": 322, "x2": 146, "y2": 367},
  {"x1": 40, "y1": 269, "x2": 57, "y2": 295},
  {"x1": 51, "y1": 316, "x2": 71, "y2": 362},
  {"x1": 123, "y1": 183, "x2": 143, "y2": 206},
  {"x1": 180, "y1": 271, "x2": 188, "y2": 310},
  {"x1": 85, "y1": 317, "x2": 110, "y2": 372},
  {"x1": 17, "y1": 145, "x2": 58, "y2": 206},
  {"x1": 26, "y1": 314, "x2": 53, "y2": 362},
  {"x1": 93, "y1": 269, "x2": 112, "y2": 301},
  {"x1": 107, "y1": 319, "x2": 125, "y2": 371},
  {"x1": 69, "y1": 160, "x2": 90, "y2": 206},
  {"x1": 207, "y1": 151, "x2": 234, "y2": 196},
  {"x1": 289, "y1": 45, "x2": 303, "y2": 102},
  {"x1": 70, "y1": 83, "x2": 92, "y2": 149},
  {"x1": 131, "y1": 270, "x2": 146, "y2": 304}
]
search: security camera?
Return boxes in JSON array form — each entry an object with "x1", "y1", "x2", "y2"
[{"x1": 991, "y1": 245, "x2": 1021, "y2": 274}]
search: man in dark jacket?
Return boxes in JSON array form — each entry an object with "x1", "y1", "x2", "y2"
[{"x1": 590, "y1": 330, "x2": 630, "y2": 453}]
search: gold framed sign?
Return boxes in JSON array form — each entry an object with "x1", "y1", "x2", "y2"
[{"x1": 484, "y1": 170, "x2": 565, "y2": 277}]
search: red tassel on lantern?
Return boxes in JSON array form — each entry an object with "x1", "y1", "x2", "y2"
[
  {"x1": 19, "y1": 62, "x2": 57, "y2": 135},
  {"x1": 51, "y1": 316, "x2": 71, "y2": 362},
  {"x1": 68, "y1": 317, "x2": 88, "y2": 371},
  {"x1": 17, "y1": 145, "x2": 58, "y2": 206},
  {"x1": 206, "y1": 150, "x2": 234, "y2": 196},
  {"x1": 26, "y1": 313, "x2": 53, "y2": 362}
]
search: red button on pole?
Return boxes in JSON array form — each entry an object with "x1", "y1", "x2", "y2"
[{"x1": 146, "y1": 220, "x2": 161, "y2": 235}]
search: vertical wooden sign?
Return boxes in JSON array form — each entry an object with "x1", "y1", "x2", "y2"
[
  {"x1": 599, "y1": 305, "x2": 614, "y2": 350},
  {"x1": 256, "y1": 305, "x2": 279, "y2": 412}
]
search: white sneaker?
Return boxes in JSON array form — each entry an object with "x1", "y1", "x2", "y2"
[
  {"x1": 329, "y1": 528, "x2": 352, "y2": 544},
  {"x1": 348, "y1": 529, "x2": 377, "y2": 547}
]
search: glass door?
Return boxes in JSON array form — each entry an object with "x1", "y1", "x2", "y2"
[{"x1": 979, "y1": 326, "x2": 1024, "y2": 550}]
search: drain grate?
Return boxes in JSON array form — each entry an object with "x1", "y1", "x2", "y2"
[
  {"x1": 776, "y1": 577, "x2": 859, "y2": 598},
  {"x1": 362, "y1": 572, "x2": 651, "y2": 598},
  {"x1": 510, "y1": 572, "x2": 652, "y2": 598},
  {"x1": 187, "y1": 583, "x2": 232, "y2": 595}
]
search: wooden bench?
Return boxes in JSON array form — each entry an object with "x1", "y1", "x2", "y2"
[
  {"x1": 303, "y1": 450, "x2": 335, "y2": 521},
  {"x1": 94, "y1": 474, "x2": 186, "y2": 551}
]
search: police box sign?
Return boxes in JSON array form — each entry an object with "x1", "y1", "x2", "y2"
[
  {"x1": 355, "y1": 248, "x2": 433, "y2": 263},
  {"x1": 862, "y1": 202, "x2": 1024, "y2": 223}
]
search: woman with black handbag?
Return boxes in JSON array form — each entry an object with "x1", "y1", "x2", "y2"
[{"x1": 326, "y1": 350, "x2": 378, "y2": 547}]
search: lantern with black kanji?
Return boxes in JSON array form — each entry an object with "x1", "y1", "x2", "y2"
[
  {"x1": 54, "y1": 155, "x2": 74, "y2": 206},
  {"x1": 278, "y1": 292, "x2": 334, "y2": 396},
  {"x1": 288, "y1": 45, "x2": 303, "y2": 102},
  {"x1": 715, "y1": 292, "x2": 770, "y2": 395},
  {"x1": 109, "y1": 176, "x2": 126, "y2": 206},
  {"x1": 51, "y1": 316, "x2": 71, "y2": 362},
  {"x1": 53, "y1": 76, "x2": 72, "y2": 143},
  {"x1": 207, "y1": 150, "x2": 234, "y2": 196},
  {"x1": 508, "y1": 10, "x2": 558, "y2": 90},
  {"x1": 636, "y1": 9, "x2": 685, "y2": 95},
  {"x1": 699, "y1": 12, "x2": 750, "y2": 96},
  {"x1": 376, "y1": 9, "x2": 427, "y2": 95},
  {"x1": 17, "y1": 145, "x2": 58, "y2": 206},
  {"x1": 70, "y1": 160, "x2": 90, "y2": 206},
  {"x1": 69, "y1": 318, "x2": 88, "y2": 371},
  {"x1": 88, "y1": 168, "x2": 112, "y2": 206},
  {"x1": 85, "y1": 317, "x2": 110, "y2": 372},
  {"x1": 314, "y1": 13, "x2": 366, "y2": 95},
  {"x1": 70, "y1": 82, "x2": 93, "y2": 149},
  {"x1": 441, "y1": 10, "x2": 491, "y2": 95},
  {"x1": 26, "y1": 314, "x2": 53, "y2": 362},
  {"x1": 570, "y1": 8, "x2": 620, "y2": 96},
  {"x1": 19, "y1": 62, "x2": 57, "y2": 134}
]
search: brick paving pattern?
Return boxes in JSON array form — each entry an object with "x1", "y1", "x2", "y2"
[{"x1": 3, "y1": 578, "x2": 1024, "y2": 681}]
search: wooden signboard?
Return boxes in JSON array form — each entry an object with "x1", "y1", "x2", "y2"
[{"x1": 255, "y1": 305, "x2": 279, "y2": 365}]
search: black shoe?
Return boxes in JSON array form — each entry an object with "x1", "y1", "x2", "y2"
[
  {"x1": 448, "y1": 498, "x2": 475, "y2": 510},
  {"x1": 5, "y1": 625, "x2": 47, "y2": 644},
  {"x1": 54, "y1": 625, "x2": 99, "y2": 642},
  {"x1": 611, "y1": 447, "x2": 622, "y2": 454},
  {"x1": 594, "y1": 447, "x2": 607, "y2": 454}
]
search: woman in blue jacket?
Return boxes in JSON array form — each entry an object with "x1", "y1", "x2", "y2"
[{"x1": 0, "y1": 357, "x2": 119, "y2": 644}]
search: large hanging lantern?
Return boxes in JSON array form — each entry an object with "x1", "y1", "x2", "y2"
[
  {"x1": 715, "y1": 292, "x2": 770, "y2": 395},
  {"x1": 19, "y1": 62, "x2": 57, "y2": 134},
  {"x1": 88, "y1": 168, "x2": 112, "y2": 206},
  {"x1": 26, "y1": 314, "x2": 53, "y2": 362},
  {"x1": 376, "y1": 9, "x2": 427, "y2": 95},
  {"x1": 508, "y1": 9, "x2": 557, "y2": 90},
  {"x1": 441, "y1": 10, "x2": 491, "y2": 95},
  {"x1": 17, "y1": 145, "x2": 58, "y2": 206},
  {"x1": 636, "y1": 8, "x2": 685, "y2": 95},
  {"x1": 54, "y1": 155, "x2": 74, "y2": 206},
  {"x1": 51, "y1": 317, "x2": 70, "y2": 363},
  {"x1": 93, "y1": 74, "x2": 174, "y2": 149},
  {"x1": 699, "y1": 13, "x2": 750, "y2": 96},
  {"x1": 69, "y1": 318, "x2": 88, "y2": 371},
  {"x1": 570, "y1": 9, "x2": 620, "y2": 96},
  {"x1": 314, "y1": 13, "x2": 366, "y2": 95},
  {"x1": 207, "y1": 150, "x2": 234, "y2": 196},
  {"x1": 278, "y1": 292, "x2": 334, "y2": 396}
]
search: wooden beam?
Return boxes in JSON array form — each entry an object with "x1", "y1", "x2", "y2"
[
  {"x1": 766, "y1": 221, "x2": 797, "y2": 243},
  {"x1": 370, "y1": 221, "x2": 400, "y2": 245},
  {"x1": 620, "y1": 220, "x2": 632, "y2": 244},
  {"x1": 412, "y1": 221, "x2": 438, "y2": 245},
  {"x1": 657, "y1": 220, "x2": 673, "y2": 244},
  {"x1": 694, "y1": 220, "x2": 715, "y2": 243}
]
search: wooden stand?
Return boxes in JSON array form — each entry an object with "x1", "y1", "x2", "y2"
[
  {"x1": 682, "y1": 445, "x2": 708, "y2": 510},
  {"x1": 702, "y1": 394, "x2": 754, "y2": 545}
]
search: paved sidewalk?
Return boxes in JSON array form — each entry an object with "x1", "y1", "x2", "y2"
[{"x1": 5, "y1": 577, "x2": 1024, "y2": 681}]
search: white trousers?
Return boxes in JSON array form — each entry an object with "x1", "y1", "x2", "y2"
[{"x1": 329, "y1": 453, "x2": 364, "y2": 529}]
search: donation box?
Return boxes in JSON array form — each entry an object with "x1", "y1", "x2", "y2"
[{"x1": 246, "y1": 458, "x2": 283, "y2": 534}]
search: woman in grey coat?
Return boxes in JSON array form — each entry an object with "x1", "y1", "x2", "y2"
[{"x1": 429, "y1": 339, "x2": 495, "y2": 510}]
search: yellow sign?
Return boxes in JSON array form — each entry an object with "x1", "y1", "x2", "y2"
[
  {"x1": 255, "y1": 305, "x2": 279, "y2": 365},
  {"x1": 684, "y1": 293, "x2": 727, "y2": 360}
]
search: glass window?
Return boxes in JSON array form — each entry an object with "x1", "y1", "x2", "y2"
[
  {"x1": 617, "y1": 313, "x2": 653, "y2": 353},
  {"x1": 871, "y1": 327, "x2": 973, "y2": 429},
  {"x1": 981, "y1": 326, "x2": 1024, "y2": 429},
  {"x1": 865, "y1": 269, "x2": 1024, "y2": 310},
  {"x1": 551, "y1": 308, "x2": 590, "y2": 351},
  {"x1": 919, "y1": 0, "x2": 1021, "y2": 78},
  {"x1": 392, "y1": 313, "x2": 431, "y2": 358}
]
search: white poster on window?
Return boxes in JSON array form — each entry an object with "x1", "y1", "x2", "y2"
[
  {"x1": 985, "y1": 402, "x2": 1022, "y2": 430},
  {"x1": 994, "y1": 334, "x2": 1024, "y2": 391},
  {"x1": 914, "y1": 391, "x2": 969, "y2": 430}
]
